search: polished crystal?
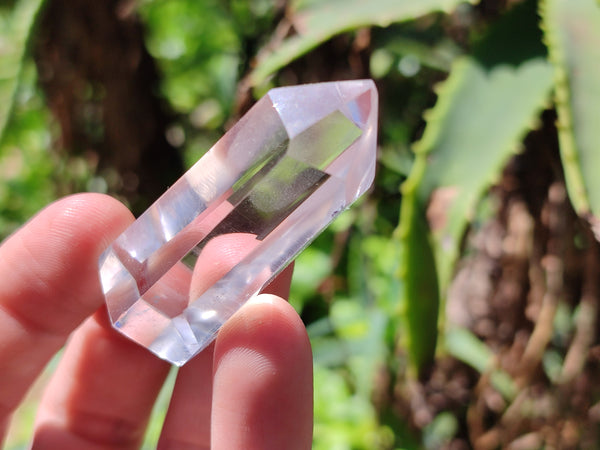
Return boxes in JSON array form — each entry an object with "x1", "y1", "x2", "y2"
[{"x1": 98, "y1": 80, "x2": 378, "y2": 365}]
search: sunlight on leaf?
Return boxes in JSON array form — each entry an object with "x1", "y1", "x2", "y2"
[
  {"x1": 396, "y1": 0, "x2": 553, "y2": 374},
  {"x1": 250, "y1": 0, "x2": 477, "y2": 85},
  {"x1": 541, "y1": 0, "x2": 600, "y2": 226},
  {"x1": 0, "y1": 0, "x2": 45, "y2": 143}
]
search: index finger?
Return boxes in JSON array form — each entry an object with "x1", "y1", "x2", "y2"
[{"x1": 0, "y1": 194, "x2": 133, "y2": 430}]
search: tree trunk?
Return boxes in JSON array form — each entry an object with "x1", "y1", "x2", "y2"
[{"x1": 34, "y1": 0, "x2": 183, "y2": 213}]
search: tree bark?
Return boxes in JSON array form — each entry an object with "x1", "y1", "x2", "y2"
[{"x1": 34, "y1": 0, "x2": 183, "y2": 213}]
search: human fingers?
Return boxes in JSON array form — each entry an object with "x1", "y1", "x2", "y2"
[
  {"x1": 211, "y1": 294, "x2": 313, "y2": 450},
  {"x1": 156, "y1": 266, "x2": 295, "y2": 450},
  {"x1": 31, "y1": 209, "x2": 198, "y2": 448},
  {"x1": 157, "y1": 231, "x2": 294, "y2": 449},
  {"x1": 31, "y1": 310, "x2": 171, "y2": 450},
  {"x1": 0, "y1": 194, "x2": 132, "y2": 440},
  {"x1": 31, "y1": 205, "x2": 244, "y2": 449}
]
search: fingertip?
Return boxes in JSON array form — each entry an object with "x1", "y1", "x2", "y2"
[
  {"x1": 0, "y1": 193, "x2": 134, "y2": 337},
  {"x1": 248, "y1": 292, "x2": 287, "y2": 306},
  {"x1": 0, "y1": 193, "x2": 135, "y2": 426},
  {"x1": 212, "y1": 294, "x2": 313, "y2": 450},
  {"x1": 215, "y1": 293, "x2": 310, "y2": 362},
  {"x1": 260, "y1": 263, "x2": 294, "y2": 300},
  {"x1": 38, "y1": 193, "x2": 134, "y2": 256},
  {"x1": 247, "y1": 292, "x2": 303, "y2": 332},
  {"x1": 5, "y1": 193, "x2": 134, "y2": 273}
]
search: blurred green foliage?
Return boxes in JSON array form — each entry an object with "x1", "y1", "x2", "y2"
[
  {"x1": 399, "y1": 0, "x2": 553, "y2": 373},
  {"x1": 138, "y1": 0, "x2": 280, "y2": 166},
  {"x1": 541, "y1": 0, "x2": 600, "y2": 216},
  {"x1": 138, "y1": 0, "x2": 240, "y2": 114},
  {"x1": 3, "y1": 0, "x2": 600, "y2": 448},
  {"x1": 0, "y1": 0, "x2": 45, "y2": 138},
  {"x1": 0, "y1": 0, "x2": 55, "y2": 237},
  {"x1": 249, "y1": 0, "x2": 475, "y2": 86}
]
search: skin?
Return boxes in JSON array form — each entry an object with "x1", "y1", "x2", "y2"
[{"x1": 0, "y1": 193, "x2": 313, "y2": 449}]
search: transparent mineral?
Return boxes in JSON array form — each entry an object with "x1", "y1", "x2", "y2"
[{"x1": 98, "y1": 80, "x2": 378, "y2": 365}]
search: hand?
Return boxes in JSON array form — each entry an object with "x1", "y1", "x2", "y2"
[{"x1": 0, "y1": 194, "x2": 313, "y2": 449}]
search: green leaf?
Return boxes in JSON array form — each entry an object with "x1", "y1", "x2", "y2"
[
  {"x1": 0, "y1": 0, "x2": 46, "y2": 143},
  {"x1": 446, "y1": 328, "x2": 516, "y2": 399},
  {"x1": 290, "y1": 246, "x2": 332, "y2": 312},
  {"x1": 313, "y1": 365, "x2": 393, "y2": 450},
  {"x1": 541, "y1": 0, "x2": 600, "y2": 222},
  {"x1": 396, "y1": 188, "x2": 440, "y2": 374},
  {"x1": 138, "y1": 0, "x2": 240, "y2": 113},
  {"x1": 423, "y1": 412, "x2": 459, "y2": 448},
  {"x1": 250, "y1": 0, "x2": 477, "y2": 85},
  {"x1": 396, "y1": 0, "x2": 554, "y2": 374}
]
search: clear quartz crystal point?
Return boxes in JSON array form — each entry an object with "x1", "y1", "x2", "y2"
[{"x1": 98, "y1": 80, "x2": 378, "y2": 366}]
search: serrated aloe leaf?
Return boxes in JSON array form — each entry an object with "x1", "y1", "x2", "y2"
[
  {"x1": 541, "y1": 0, "x2": 600, "y2": 224},
  {"x1": 397, "y1": 0, "x2": 553, "y2": 374},
  {"x1": 0, "y1": 0, "x2": 45, "y2": 143},
  {"x1": 250, "y1": 0, "x2": 477, "y2": 85}
]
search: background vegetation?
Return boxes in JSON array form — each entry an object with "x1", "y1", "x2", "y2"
[{"x1": 2, "y1": 0, "x2": 600, "y2": 448}]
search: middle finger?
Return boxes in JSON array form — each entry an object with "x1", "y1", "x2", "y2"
[{"x1": 32, "y1": 310, "x2": 171, "y2": 450}]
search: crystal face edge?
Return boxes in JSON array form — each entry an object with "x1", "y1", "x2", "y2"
[{"x1": 98, "y1": 80, "x2": 378, "y2": 366}]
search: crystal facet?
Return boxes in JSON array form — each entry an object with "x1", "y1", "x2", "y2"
[{"x1": 98, "y1": 80, "x2": 378, "y2": 365}]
